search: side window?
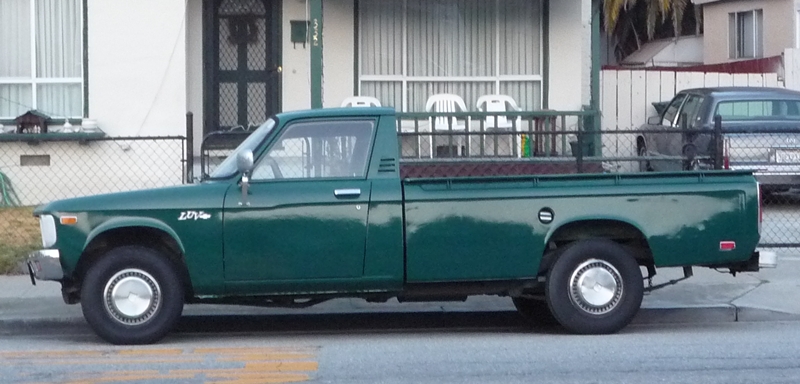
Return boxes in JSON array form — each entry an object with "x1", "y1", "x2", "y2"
[
  {"x1": 251, "y1": 119, "x2": 375, "y2": 180},
  {"x1": 676, "y1": 95, "x2": 704, "y2": 128},
  {"x1": 714, "y1": 100, "x2": 800, "y2": 120},
  {"x1": 662, "y1": 94, "x2": 687, "y2": 126}
]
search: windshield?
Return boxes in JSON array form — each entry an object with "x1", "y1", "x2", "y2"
[{"x1": 208, "y1": 118, "x2": 277, "y2": 179}]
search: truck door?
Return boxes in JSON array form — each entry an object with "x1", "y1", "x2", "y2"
[{"x1": 222, "y1": 119, "x2": 376, "y2": 282}]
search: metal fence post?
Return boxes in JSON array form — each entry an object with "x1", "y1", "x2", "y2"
[
  {"x1": 186, "y1": 112, "x2": 194, "y2": 183},
  {"x1": 713, "y1": 115, "x2": 723, "y2": 170},
  {"x1": 575, "y1": 124, "x2": 584, "y2": 173}
]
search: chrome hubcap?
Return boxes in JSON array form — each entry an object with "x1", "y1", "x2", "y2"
[
  {"x1": 569, "y1": 259, "x2": 623, "y2": 315},
  {"x1": 103, "y1": 269, "x2": 161, "y2": 325}
]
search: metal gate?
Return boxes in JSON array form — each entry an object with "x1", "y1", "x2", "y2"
[{"x1": 203, "y1": 0, "x2": 281, "y2": 134}]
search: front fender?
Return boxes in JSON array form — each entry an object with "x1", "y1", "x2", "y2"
[{"x1": 84, "y1": 217, "x2": 186, "y2": 254}]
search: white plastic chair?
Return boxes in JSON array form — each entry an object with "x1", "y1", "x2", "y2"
[
  {"x1": 476, "y1": 95, "x2": 523, "y2": 157},
  {"x1": 341, "y1": 96, "x2": 382, "y2": 108},
  {"x1": 425, "y1": 94, "x2": 471, "y2": 157},
  {"x1": 476, "y1": 95, "x2": 521, "y2": 129},
  {"x1": 425, "y1": 94, "x2": 468, "y2": 130}
]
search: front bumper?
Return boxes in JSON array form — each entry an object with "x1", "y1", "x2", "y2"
[{"x1": 26, "y1": 249, "x2": 64, "y2": 283}]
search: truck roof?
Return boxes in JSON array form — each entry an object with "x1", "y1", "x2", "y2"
[{"x1": 276, "y1": 107, "x2": 396, "y2": 120}]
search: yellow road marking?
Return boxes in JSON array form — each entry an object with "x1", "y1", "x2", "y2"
[
  {"x1": 64, "y1": 372, "x2": 197, "y2": 384},
  {"x1": 173, "y1": 362, "x2": 318, "y2": 375},
  {"x1": 4, "y1": 346, "x2": 318, "y2": 383}
]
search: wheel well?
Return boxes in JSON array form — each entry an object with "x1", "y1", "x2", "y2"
[
  {"x1": 540, "y1": 220, "x2": 653, "y2": 273},
  {"x1": 71, "y1": 227, "x2": 193, "y2": 300}
]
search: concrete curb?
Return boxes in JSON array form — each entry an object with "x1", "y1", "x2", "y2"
[
  {"x1": 3, "y1": 306, "x2": 800, "y2": 336},
  {"x1": 0, "y1": 318, "x2": 88, "y2": 335}
]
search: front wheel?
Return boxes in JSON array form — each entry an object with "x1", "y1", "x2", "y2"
[
  {"x1": 545, "y1": 239, "x2": 643, "y2": 334},
  {"x1": 81, "y1": 246, "x2": 184, "y2": 345}
]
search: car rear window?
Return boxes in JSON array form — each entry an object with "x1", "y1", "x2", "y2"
[{"x1": 715, "y1": 99, "x2": 800, "y2": 120}]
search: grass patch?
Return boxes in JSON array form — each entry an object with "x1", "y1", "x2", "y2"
[{"x1": 0, "y1": 207, "x2": 39, "y2": 275}]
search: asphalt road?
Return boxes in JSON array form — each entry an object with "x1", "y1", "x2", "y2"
[{"x1": 3, "y1": 316, "x2": 800, "y2": 383}]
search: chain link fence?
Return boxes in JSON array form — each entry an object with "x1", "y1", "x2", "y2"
[{"x1": 0, "y1": 137, "x2": 186, "y2": 271}]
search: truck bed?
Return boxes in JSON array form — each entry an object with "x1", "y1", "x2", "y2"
[{"x1": 401, "y1": 170, "x2": 761, "y2": 283}]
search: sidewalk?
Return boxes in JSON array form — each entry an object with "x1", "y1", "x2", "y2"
[{"x1": 2, "y1": 254, "x2": 800, "y2": 334}]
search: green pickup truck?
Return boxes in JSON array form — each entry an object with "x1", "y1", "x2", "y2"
[{"x1": 28, "y1": 107, "x2": 767, "y2": 345}]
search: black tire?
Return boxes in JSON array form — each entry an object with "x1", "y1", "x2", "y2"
[
  {"x1": 512, "y1": 297, "x2": 559, "y2": 327},
  {"x1": 545, "y1": 239, "x2": 643, "y2": 334},
  {"x1": 81, "y1": 246, "x2": 184, "y2": 345}
]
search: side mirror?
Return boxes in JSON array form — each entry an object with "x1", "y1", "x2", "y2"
[
  {"x1": 236, "y1": 149, "x2": 254, "y2": 173},
  {"x1": 647, "y1": 116, "x2": 661, "y2": 125}
]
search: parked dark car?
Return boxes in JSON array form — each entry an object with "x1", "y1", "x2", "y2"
[{"x1": 636, "y1": 87, "x2": 800, "y2": 193}]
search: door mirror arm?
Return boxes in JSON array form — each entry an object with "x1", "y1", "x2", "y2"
[
  {"x1": 239, "y1": 172, "x2": 251, "y2": 206},
  {"x1": 236, "y1": 150, "x2": 254, "y2": 206}
]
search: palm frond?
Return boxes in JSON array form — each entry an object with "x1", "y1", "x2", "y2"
[{"x1": 671, "y1": 0, "x2": 689, "y2": 38}]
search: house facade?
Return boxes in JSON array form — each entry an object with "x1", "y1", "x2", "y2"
[
  {"x1": 0, "y1": 0, "x2": 598, "y2": 205},
  {"x1": 696, "y1": 0, "x2": 798, "y2": 64},
  {"x1": 1, "y1": 0, "x2": 595, "y2": 141}
]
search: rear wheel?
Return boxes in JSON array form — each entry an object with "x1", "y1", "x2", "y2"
[
  {"x1": 81, "y1": 246, "x2": 184, "y2": 345},
  {"x1": 545, "y1": 239, "x2": 643, "y2": 334}
]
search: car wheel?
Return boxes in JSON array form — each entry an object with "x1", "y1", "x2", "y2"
[
  {"x1": 81, "y1": 246, "x2": 184, "y2": 345},
  {"x1": 637, "y1": 145, "x2": 652, "y2": 172},
  {"x1": 512, "y1": 297, "x2": 559, "y2": 327},
  {"x1": 545, "y1": 239, "x2": 643, "y2": 334}
]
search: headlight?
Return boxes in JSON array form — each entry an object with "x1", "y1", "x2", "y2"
[{"x1": 40, "y1": 215, "x2": 57, "y2": 248}]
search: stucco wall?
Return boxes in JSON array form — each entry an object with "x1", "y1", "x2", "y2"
[
  {"x1": 281, "y1": 0, "x2": 311, "y2": 112},
  {"x1": 87, "y1": 0, "x2": 187, "y2": 137},
  {"x1": 322, "y1": 0, "x2": 356, "y2": 108},
  {"x1": 548, "y1": 0, "x2": 592, "y2": 111},
  {"x1": 703, "y1": 0, "x2": 794, "y2": 64},
  {"x1": 186, "y1": 0, "x2": 203, "y2": 154}
]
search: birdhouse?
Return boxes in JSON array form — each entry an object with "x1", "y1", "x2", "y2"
[{"x1": 15, "y1": 110, "x2": 50, "y2": 134}]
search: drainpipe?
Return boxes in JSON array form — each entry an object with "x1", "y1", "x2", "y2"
[
  {"x1": 590, "y1": 0, "x2": 601, "y2": 156},
  {"x1": 310, "y1": 0, "x2": 323, "y2": 109}
]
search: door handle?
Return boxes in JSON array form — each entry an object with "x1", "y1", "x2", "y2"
[{"x1": 334, "y1": 188, "x2": 361, "y2": 197}]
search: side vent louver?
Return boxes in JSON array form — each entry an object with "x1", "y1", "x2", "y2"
[{"x1": 378, "y1": 157, "x2": 397, "y2": 173}]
